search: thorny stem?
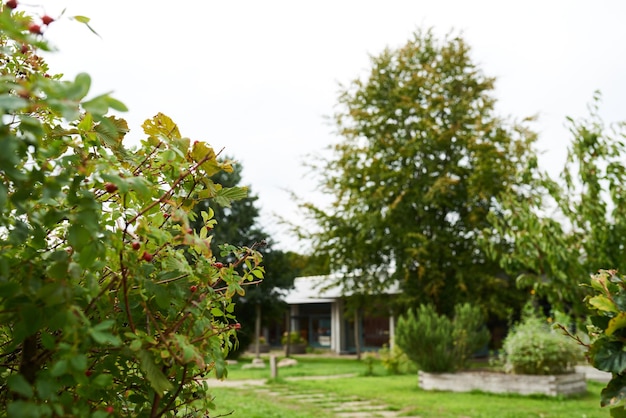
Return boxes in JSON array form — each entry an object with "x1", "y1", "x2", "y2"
[
  {"x1": 84, "y1": 267, "x2": 120, "y2": 314},
  {"x1": 149, "y1": 388, "x2": 161, "y2": 418},
  {"x1": 157, "y1": 365, "x2": 188, "y2": 417},
  {"x1": 555, "y1": 323, "x2": 590, "y2": 348},
  {"x1": 133, "y1": 140, "x2": 163, "y2": 177}
]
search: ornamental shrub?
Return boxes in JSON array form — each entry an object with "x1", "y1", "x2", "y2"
[
  {"x1": 501, "y1": 305, "x2": 583, "y2": 375},
  {"x1": 281, "y1": 331, "x2": 306, "y2": 345},
  {"x1": 0, "y1": 5, "x2": 264, "y2": 417},
  {"x1": 395, "y1": 303, "x2": 489, "y2": 373},
  {"x1": 378, "y1": 342, "x2": 416, "y2": 375}
]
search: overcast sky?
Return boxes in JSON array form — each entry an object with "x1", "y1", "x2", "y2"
[{"x1": 38, "y1": 0, "x2": 626, "y2": 251}]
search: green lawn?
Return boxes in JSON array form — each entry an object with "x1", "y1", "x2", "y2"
[
  {"x1": 287, "y1": 376, "x2": 607, "y2": 418},
  {"x1": 224, "y1": 353, "x2": 386, "y2": 380},
  {"x1": 206, "y1": 355, "x2": 608, "y2": 418}
]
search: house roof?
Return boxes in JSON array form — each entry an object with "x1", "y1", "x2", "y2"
[{"x1": 281, "y1": 274, "x2": 400, "y2": 305}]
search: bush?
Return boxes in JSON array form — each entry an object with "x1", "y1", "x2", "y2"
[
  {"x1": 378, "y1": 342, "x2": 416, "y2": 375},
  {"x1": 0, "y1": 7, "x2": 264, "y2": 416},
  {"x1": 395, "y1": 303, "x2": 490, "y2": 373},
  {"x1": 281, "y1": 331, "x2": 306, "y2": 345},
  {"x1": 501, "y1": 305, "x2": 583, "y2": 375}
]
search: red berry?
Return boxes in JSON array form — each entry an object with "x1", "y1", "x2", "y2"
[
  {"x1": 190, "y1": 285, "x2": 197, "y2": 293},
  {"x1": 213, "y1": 262, "x2": 224, "y2": 269},
  {"x1": 104, "y1": 182, "x2": 118, "y2": 193},
  {"x1": 41, "y1": 15, "x2": 54, "y2": 25},
  {"x1": 186, "y1": 228, "x2": 193, "y2": 234},
  {"x1": 85, "y1": 370, "x2": 92, "y2": 377},
  {"x1": 141, "y1": 251, "x2": 153, "y2": 262},
  {"x1": 105, "y1": 406, "x2": 114, "y2": 414},
  {"x1": 234, "y1": 323, "x2": 241, "y2": 330},
  {"x1": 20, "y1": 44, "x2": 28, "y2": 54},
  {"x1": 163, "y1": 213, "x2": 170, "y2": 219},
  {"x1": 5, "y1": 0, "x2": 17, "y2": 9},
  {"x1": 28, "y1": 24, "x2": 42, "y2": 34},
  {"x1": 131, "y1": 241, "x2": 141, "y2": 250}
]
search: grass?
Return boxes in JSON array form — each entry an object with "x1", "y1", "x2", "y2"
[
  {"x1": 206, "y1": 354, "x2": 609, "y2": 418},
  {"x1": 223, "y1": 353, "x2": 386, "y2": 380},
  {"x1": 288, "y1": 375, "x2": 607, "y2": 418}
]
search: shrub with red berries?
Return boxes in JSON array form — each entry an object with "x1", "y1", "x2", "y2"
[{"x1": 0, "y1": 6, "x2": 264, "y2": 417}]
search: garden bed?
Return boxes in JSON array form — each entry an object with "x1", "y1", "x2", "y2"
[{"x1": 418, "y1": 370, "x2": 587, "y2": 397}]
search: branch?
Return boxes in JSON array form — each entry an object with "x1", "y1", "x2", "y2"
[
  {"x1": 156, "y1": 365, "x2": 188, "y2": 417},
  {"x1": 127, "y1": 150, "x2": 219, "y2": 226}
]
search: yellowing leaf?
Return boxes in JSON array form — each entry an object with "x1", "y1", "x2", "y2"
[
  {"x1": 142, "y1": 113, "x2": 181, "y2": 141},
  {"x1": 607, "y1": 312, "x2": 626, "y2": 336},
  {"x1": 588, "y1": 295, "x2": 618, "y2": 313}
]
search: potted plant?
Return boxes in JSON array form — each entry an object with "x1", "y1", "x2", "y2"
[
  {"x1": 282, "y1": 331, "x2": 307, "y2": 354},
  {"x1": 257, "y1": 336, "x2": 270, "y2": 353}
]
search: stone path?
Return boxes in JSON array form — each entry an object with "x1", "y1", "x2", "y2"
[{"x1": 205, "y1": 375, "x2": 422, "y2": 418}]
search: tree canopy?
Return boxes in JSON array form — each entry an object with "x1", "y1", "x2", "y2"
[
  {"x1": 300, "y1": 28, "x2": 539, "y2": 317},
  {"x1": 486, "y1": 93, "x2": 626, "y2": 320}
]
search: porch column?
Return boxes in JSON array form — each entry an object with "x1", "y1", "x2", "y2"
[
  {"x1": 290, "y1": 305, "x2": 299, "y2": 332},
  {"x1": 389, "y1": 313, "x2": 395, "y2": 350},
  {"x1": 331, "y1": 299, "x2": 343, "y2": 354}
]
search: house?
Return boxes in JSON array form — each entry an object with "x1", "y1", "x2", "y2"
[{"x1": 281, "y1": 275, "x2": 400, "y2": 354}]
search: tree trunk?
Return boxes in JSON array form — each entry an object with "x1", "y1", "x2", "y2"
[
  {"x1": 285, "y1": 309, "x2": 291, "y2": 357},
  {"x1": 354, "y1": 309, "x2": 361, "y2": 360},
  {"x1": 254, "y1": 303, "x2": 261, "y2": 359}
]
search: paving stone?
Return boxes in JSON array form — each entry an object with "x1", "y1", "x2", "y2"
[
  {"x1": 285, "y1": 393, "x2": 328, "y2": 402},
  {"x1": 333, "y1": 402, "x2": 387, "y2": 411}
]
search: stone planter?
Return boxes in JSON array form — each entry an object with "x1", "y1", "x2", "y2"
[
  {"x1": 418, "y1": 370, "x2": 587, "y2": 397},
  {"x1": 256, "y1": 343, "x2": 271, "y2": 353},
  {"x1": 283, "y1": 343, "x2": 307, "y2": 354}
]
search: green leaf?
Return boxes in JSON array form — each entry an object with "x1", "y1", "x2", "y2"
[
  {"x1": 0, "y1": 181, "x2": 7, "y2": 211},
  {"x1": 35, "y1": 375, "x2": 59, "y2": 400},
  {"x1": 214, "y1": 186, "x2": 248, "y2": 208},
  {"x1": 0, "y1": 94, "x2": 28, "y2": 110},
  {"x1": 69, "y1": 354, "x2": 87, "y2": 372},
  {"x1": 611, "y1": 406, "x2": 626, "y2": 418},
  {"x1": 130, "y1": 339, "x2": 142, "y2": 351},
  {"x1": 92, "y1": 374, "x2": 113, "y2": 388},
  {"x1": 50, "y1": 359, "x2": 68, "y2": 377},
  {"x1": 7, "y1": 374, "x2": 34, "y2": 398},
  {"x1": 19, "y1": 305, "x2": 42, "y2": 337},
  {"x1": 47, "y1": 260, "x2": 69, "y2": 280},
  {"x1": 73, "y1": 15, "x2": 91, "y2": 23},
  {"x1": 76, "y1": 241, "x2": 101, "y2": 269},
  {"x1": 603, "y1": 375, "x2": 626, "y2": 408},
  {"x1": 82, "y1": 95, "x2": 109, "y2": 116},
  {"x1": 7, "y1": 401, "x2": 39, "y2": 418},
  {"x1": 67, "y1": 224, "x2": 91, "y2": 249},
  {"x1": 138, "y1": 350, "x2": 173, "y2": 396},
  {"x1": 70, "y1": 72, "x2": 91, "y2": 100},
  {"x1": 89, "y1": 321, "x2": 121, "y2": 346},
  {"x1": 594, "y1": 341, "x2": 626, "y2": 373}
]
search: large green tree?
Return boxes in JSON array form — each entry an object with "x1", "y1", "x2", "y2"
[
  {"x1": 301, "y1": 28, "x2": 539, "y2": 317},
  {"x1": 485, "y1": 93, "x2": 626, "y2": 320}
]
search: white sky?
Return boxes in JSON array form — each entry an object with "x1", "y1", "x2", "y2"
[{"x1": 35, "y1": 0, "x2": 626, "y2": 251}]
